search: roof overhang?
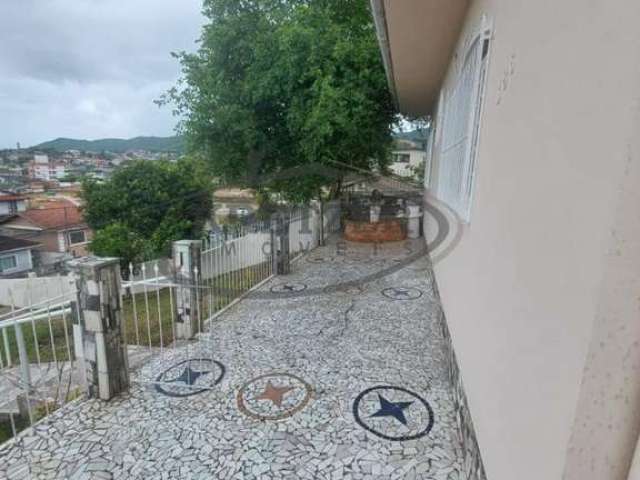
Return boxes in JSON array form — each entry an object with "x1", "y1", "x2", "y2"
[
  {"x1": 0, "y1": 245, "x2": 40, "y2": 255},
  {"x1": 370, "y1": 0, "x2": 471, "y2": 116}
]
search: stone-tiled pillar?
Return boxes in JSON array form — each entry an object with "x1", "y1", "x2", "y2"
[
  {"x1": 271, "y1": 214, "x2": 290, "y2": 275},
  {"x1": 69, "y1": 257, "x2": 129, "y2": 401},
  {"x1": 173, "y1": 240, "x2": 202, "y2": 340}
]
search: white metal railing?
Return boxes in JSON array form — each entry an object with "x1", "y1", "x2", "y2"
[
  {"x1": 0, "y1": 278, "x2": 83, "y2": 444},
  {"x1": 118, "y1": 202, "x2": 340, "y2": 366},
  {"x1": 288, "y1": 206, "x2": 320, "y2": 258},
  {"x1": 200, "y1": 218, "x2": 274, "y2": 317},
  {"x1": 121, "y1": 261, "x2": 176, "y2": 354},
  {"x1": 0, "y1": 201, "x2": 344, "y2": 441}
]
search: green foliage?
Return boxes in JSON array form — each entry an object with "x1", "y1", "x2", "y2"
[
  {"x1": 410, "y1": 160, "x2": 426, "y2": 185},
  {"x1": 89, "y1": 223, "x2": 149, "y2": 269},
  {"x1": 166, "y1": 0, "x2": 397, "y2": 202},
  {"x1": 58, "y1": 174, "x2": 79, "y2": 183},
  {"x1": 82, "y1": 158, "x2": 213, "y2": 269}
]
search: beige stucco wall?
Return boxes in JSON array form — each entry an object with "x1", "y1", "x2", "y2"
[{"x1": 425, "y1": 1, "x2": 640, "y2": 479}]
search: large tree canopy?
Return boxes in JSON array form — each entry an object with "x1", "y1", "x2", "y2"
[
  {"x1": 83, "y1": 158, "x2": 213, "y2": 270},
  {"x1": 167, "y1": 0, "x2": 397, "y2": 202}
]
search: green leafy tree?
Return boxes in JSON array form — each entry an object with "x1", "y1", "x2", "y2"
[
  {"x1": 165, "y1": 0, "x2": 396, "y2": 202},
  {"x1": 82, "y1": 158, "x2": 213, "y2": 272}
]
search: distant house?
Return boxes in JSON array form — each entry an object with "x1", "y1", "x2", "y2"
[
  {"x1": 0, "y1": 200, "x2": 93, "y2": 261},
  {"x1": 389, "y1": 136, "x2": 428, "y2": 178},
  {"x1": 28, "y1": 154, "x2": 68, "y2": 181},
  {"x1": 0, "y1": 194, "x2": 27, "y2": 215},
  {"x1": 0, "y1": 236, "x2": 39, "y2": 278}
]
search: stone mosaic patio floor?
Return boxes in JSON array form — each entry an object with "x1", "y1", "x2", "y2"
[{"x1": 0, "y1": 238, "x2": 465, "y2": 480}]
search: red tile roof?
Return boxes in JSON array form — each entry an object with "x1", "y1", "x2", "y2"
[
  {"x1": 19, "y1": 201, "x2": 85, "y2": 230},
  {"x1": 0, "y1": 194, "x2": 26, "y2": 201}
]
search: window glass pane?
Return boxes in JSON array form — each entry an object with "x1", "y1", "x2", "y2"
[
  {"x1": 69, "y1": 231, "x2": 86, "y2": 244},
  {"x1": 0, "y1": 256, "x2": 17, "y2": 271}
]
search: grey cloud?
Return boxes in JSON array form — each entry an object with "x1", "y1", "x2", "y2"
[{"x1": 0, "y1": 0, "x2": 204, "y2": 147}]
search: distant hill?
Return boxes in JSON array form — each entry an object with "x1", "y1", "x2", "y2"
[{"x1": 32, "y1": 136, "x2": 185, "y2": 154}]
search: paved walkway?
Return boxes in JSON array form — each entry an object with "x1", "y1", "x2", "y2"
[{"x1": 0, "y1": 238, "x2": 465, "y2": 480}]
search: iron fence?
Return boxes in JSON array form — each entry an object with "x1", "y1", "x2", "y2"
[
  {"x1": 0, "y1": 201, "x2": 344, "y2": 433},
  {"x1": 0, "y1": 277, "x2": 82, "y2": 444}
]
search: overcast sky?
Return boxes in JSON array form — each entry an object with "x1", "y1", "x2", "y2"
[{"x1": 0, "y1": 0, "x2": 205, "y2": 149}]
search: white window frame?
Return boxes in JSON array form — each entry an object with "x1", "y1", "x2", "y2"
[
  {"x1": 68, "y1": 230, "x2": 87, "y2": 245},
  {"x1": 0, "y1": 255, "x2": 18, "y2": 273},
  {"x1": 435, "y1": 20, "x2": 492, "y2": 222},
  {"x1": 424, "y1": 123, "x2": 435, "y2": 188}
]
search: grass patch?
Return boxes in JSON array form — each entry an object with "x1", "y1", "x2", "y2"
[
  {"x1": 0, "y1": 387, "x2": 81, "y2": 445},
  {"x1": 0, "y1": 262, "x2": 272, "y2": 361},
  {"x1": 0, "y1": 415, "x2": 29, "y2": 445},
  {"x1": 0, "y1": 262, "x2": 271, "y2": 445},
  {"x1": 0, "y1": 315, "x2": 74, "y2": 366}
]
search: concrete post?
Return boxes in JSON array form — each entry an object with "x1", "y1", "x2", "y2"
[
  {"x1": 370, "y1": 205, "x2": 381, "y2": 223},
  {"x1": 69, "y1": 257, "x2": 129, "y2": 401},
  {"x1": 319, "y1": 200, "x2": 325, "y2": 246},
  {"x1": 270, "y1": 214, "x2": 290, "y2": 275},
  {"x1": 173, "y1": 240, "x2": 202, "y2": 340},
  {"x1": 407, "y1": 204, "x2": 422, "y2": 239}
]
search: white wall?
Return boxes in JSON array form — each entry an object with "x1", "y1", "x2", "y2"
[
  {"x1": 425, "y1": 1, "x2": 640, "y2": 479},
  {"x1": 200, "y1": 232, "x2": 272, "y2": 280},
  {"x1": 0, "y1": 275, "x2": 75, "y2": 307},
  {"x1": 389, "y1": 149, "x2": 426, "y2": 177}
]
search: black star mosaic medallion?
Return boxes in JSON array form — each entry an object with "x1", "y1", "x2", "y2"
[
  {"x1": 353, "y1": 386, "x2": 434, "y2": 441},
  {"x1": 154, "y1": 358, "x2": 225, "y2": 397},
  {"x1": 270, "y1": 283, "x2": 308, "y2": 293},
  {"x1": 381, "y1": 287, "x2": 423, "y2": 301}
]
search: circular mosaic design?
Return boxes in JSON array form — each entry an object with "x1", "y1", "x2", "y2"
[
  {"x1": 381, "y1": 287, "x2": 423, "y2": 301},
  {"x1": 270, "y1": 282, "x2": 308, "y2": 293},
  {"x1": 323, "y1": 283, "x2": 366, "y2": 296},
  {"x1": 339, "y1": 254, "x2": 374, "y2": 265},
  {"x1": 154, "y1": 358, "x2": 225, "y2": 397},
  {"x1": 306, "y1": 255, "x2": 334, "y2": 264},
  {"x1": 237, "y1": 372, "x2": 313, "y2": 421},
  {"x1": 353, "y1": 386, "x2": 434, "y2": 441}
]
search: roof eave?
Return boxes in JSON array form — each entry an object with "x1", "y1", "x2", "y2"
[
  {"x1": 370, "y1": 0, "x2": 399, "y2": 111},
  {"x1": 0, "y1": 245, "x2": 40, "y2": 255}
]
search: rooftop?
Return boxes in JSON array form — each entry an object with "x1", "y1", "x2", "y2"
[
  {"x1": 0, "y1": 195, "x2": 26, "y2": 202},
  {"x1": 0, "y1": 235, "x2": 39, "y2": 252},
  {"x1": 4, "y1": 200, "x2": 85, "y2": 230}
]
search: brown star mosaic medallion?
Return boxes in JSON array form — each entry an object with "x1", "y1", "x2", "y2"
[
  {"x1": 237, "y1": 373, "x2": 313, "y2": 421},
  {"x1": 256, "y1": 381, "x2": 294, "y2": 407}
]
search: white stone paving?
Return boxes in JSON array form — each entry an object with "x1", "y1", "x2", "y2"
[{"x1": 0, "y1": 238, "x2": 466, "y2": 480}]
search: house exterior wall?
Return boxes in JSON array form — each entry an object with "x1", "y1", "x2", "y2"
[
  {"x1": 29, "y1": 163, "x2": 51, "y2": 181},
  {"x1": 58, "y1": 228, "x2": 92, "y2": 257},
  {"x1": 1, "y1": 223, "x2": 61, "y2": 253},
  {"x1": 423, "y1": 1, "x2": 640, "y2": 479},
  {"x1": 33, "y1": 231, "x2": 60, "y2": 253}
]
